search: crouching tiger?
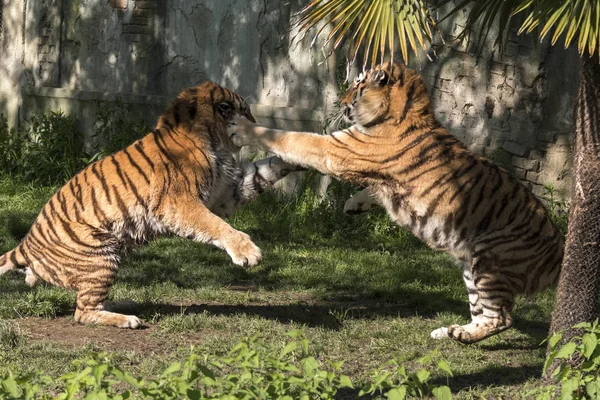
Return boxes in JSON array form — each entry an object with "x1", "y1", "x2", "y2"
[
  {"x1": 0, "y1": 81, "x2": 299, "y2": 329},
  {"x1": 228, "y1": 62, "x2": 564, "y2": 344}
]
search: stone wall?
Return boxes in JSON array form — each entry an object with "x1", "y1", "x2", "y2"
[
  {"x1": 0, "y1": 0, "x2": 581, "y2": 199},
  {"x1": 411, "y1": 10, "x2": 580, "y2": 198}
]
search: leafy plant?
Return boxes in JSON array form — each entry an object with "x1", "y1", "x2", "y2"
[
  {"x1": 0, "y1": 115, "x2": 28, "y2": 178},
  {"x1": 87, "y1": 99, "x2": 149, "y2": 163},
  {"x1": 528, "y1": 320, "x2": 600, "y2": 400},
  {"x1": 0, "y1": 330, "x2": 454, "y2": 399},
  {"x1": 0, "y1": 112, "x2": 86, "y2": 185},
  {"x1": 541, "y1": 184, "x2": 569, "y2": 234},
  {"x1": 359, "y1": 349, "x2": 453, "y2": 399},
  {"x1": 0, "y1": 102, "x2": 149, "y2": 185}
]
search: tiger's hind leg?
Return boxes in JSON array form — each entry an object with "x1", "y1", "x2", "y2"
[
  {"x1": 431, "y1": 258, "x2": 514, "y2": 344},
  {"x1": 52, "y1": 224, "x2": 143, "y2": 329},
  {"x1": 74, "y1": 259, "x2": 142, "y2": 329},
  {"x1": 27, "y1": 242, "x2": 141, "y2": 328}
]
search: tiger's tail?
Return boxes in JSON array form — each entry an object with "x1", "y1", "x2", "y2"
[{"x1": 0, "y1": 244, "x2": 27, "y2": 276}]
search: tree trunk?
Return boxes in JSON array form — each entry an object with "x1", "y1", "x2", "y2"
[{"x1": 547, "y1": 54, "x2": 600, "y2": 358}]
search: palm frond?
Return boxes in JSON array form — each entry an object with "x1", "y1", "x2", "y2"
[
  {"x1": 293, "y1": 0, "x2": 440, "y2": 69},
  {"x1": 516, "y1": 0, "x2": 599, "y2": 57},
  {"x1": 440, "y1": 0, "x2": 599, "y2": 58}
]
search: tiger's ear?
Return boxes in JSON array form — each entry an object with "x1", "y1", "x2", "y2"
[
  {"x1": 242, "y1": 106, "x2": 256, "y2": 123},
  {"x1": 374, "y1": 69, "x2": 389, "y2": 86}
]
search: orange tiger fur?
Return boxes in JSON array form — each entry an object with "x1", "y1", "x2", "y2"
[
  {"x1": 0, "y1": 81, "x2": 298, "y2": 328},
  {"x1": 229, "y1": 62, "x2": 564, "y2": 344}
]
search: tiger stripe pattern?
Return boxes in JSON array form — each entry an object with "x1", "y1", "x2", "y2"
[
  {"x1": 228, "y1": 62, "x2": 564, "y2": 344},
  {"x1": 0, "y1": 81, "x2": 299, "y2": 329}
]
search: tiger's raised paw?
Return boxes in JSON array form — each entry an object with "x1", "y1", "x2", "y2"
[
  {"x1": 228, "y1": 115, "x2": 258, "y2": 148},
  {"x1": 224, "y1": 231, "x2": 262, "y2": 268}
]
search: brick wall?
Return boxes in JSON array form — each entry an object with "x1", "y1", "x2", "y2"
[
  {"x1": 110, "y1": 0, "x2": 156, "y2": 39},
  {"x1": 35, "y1": 1, "x2": 61, "y2": 87}
]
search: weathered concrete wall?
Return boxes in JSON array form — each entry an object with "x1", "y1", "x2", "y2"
[
  {"x1": 370, "y1": 18, "x2": 576, "y2": 199},
  {"x1": 12, "y1": 0, "x2": 338, "y2": 133},
  {"x1": 409, "y1": 7, "x2": 580, "y2": 198},
  {"x1": 0, "y1": 0, "x2": 580, "y2": 199}
]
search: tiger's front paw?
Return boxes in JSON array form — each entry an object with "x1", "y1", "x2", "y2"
[
  {"x1": 224, "y1": 231, "x2": 262, "y2": 268},
  {"x1": 228, "y1": 115, "x2": 258, "y2": 148}
]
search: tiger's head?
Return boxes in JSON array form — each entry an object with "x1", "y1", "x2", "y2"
[
  {"x1": 158, "y1": 81, "x2": 256, "y2": 151},
  {"x1": 340, "y1": 62, "x2": 433, "y2": 131}
]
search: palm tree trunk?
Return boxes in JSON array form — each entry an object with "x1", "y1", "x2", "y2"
[{"x1": 548, "y1": 54, "x2": 600, "y2": 357}]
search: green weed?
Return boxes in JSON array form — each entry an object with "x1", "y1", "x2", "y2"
[
  {"x1": 86, "y1": 98, "x2": 149, "y2": 163},
  {"x1": 0, "y1": 321, "x2": 24, "y2": 351},
  {"x1": 0, "y1": 112, "x2": 86, "y2": 185},
  {"x1": 541, "y1": 184, "x2": 569, "y2": 234},
  {"x1": 0, "y1": 330, "x2": 455, "y2": 399},
  {"x1": 529, "y1": 320, "x2": 600, "y2": 399}
]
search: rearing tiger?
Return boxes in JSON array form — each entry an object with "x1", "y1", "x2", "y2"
[
  {"x1": 229, "y1": 62, "x2": 564, "y2": 344},
  {"x1": 0, "y1": 81, "x2": 298, "y2": 328}
]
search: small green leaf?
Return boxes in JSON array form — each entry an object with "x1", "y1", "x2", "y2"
[
  {"x1": 112, "y1": 369, "x2": 140, "y2": 388},
  {"x1": 339, "y1": 375, "x2": 354, "y2": 389},
  {"x1": 359, "y1": 383, "x2": 375, "y2": 396},
  {"x1": 386, "y1": 386, "x2": 407, "y2": 400},
  {"x1": 582, "y1": 333, "x2": 598, "y2": 359},
  {"x1": 302, "y1": 357, "x2": 318, "y2": 376},
  {"x1": 416, "y1": 369, "x2": 430, "y2": 383},
  {"x1": 279, "y1": 342, "x2": 297, "y2": 358},
  {"x1": 92, "y1": 364, "x2": 108, "y2": 386},
  {"x1": 555, "y1": 342, "x2": 578, "y2": 359},
  {"x1": 162, "y1": 362, "x2": 181, "y2": 376},
  {"x1": 2, "y1": 375, "x2": 18, "y2": 397},
  {"x1": 432, "y1": 385, "x2": 453, "y2": 400},
  {"x1": 586, "y1": 378, "x2": 600, "y2": 397},
  {"x1": 437, "y1": 360, "x2": 453, "y2": 377},
  {"x1": 286, "y1": 330, "x2": 301, "y2": 339},
  {"x1": 561, "y1": 377, "x2": 579, "y2": 399}
]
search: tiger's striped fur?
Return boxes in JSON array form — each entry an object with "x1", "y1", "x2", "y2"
[
  {"x1": 228, "y1": 62, "x2": 564, "y2": 344},
  {"x1": 0, "y1": 81, "x2": 298, "y2": 328}
]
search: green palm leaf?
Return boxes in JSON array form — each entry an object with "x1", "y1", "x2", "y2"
[
  {"x1": 440, "y1": 0, "x2": 599, "y2": 58},
  {"x1": 293, "y1": 0, "x2": 439, "y2": 68},
  {"x1": 516, "y1": 0, "x2": 599, "y2": 57}
]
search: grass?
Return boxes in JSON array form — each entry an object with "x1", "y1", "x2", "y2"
[{"x1": 0, "y1": 175, "x2": 556, "y2": 398}]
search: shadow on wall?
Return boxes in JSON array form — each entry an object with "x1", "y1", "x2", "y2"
[
  {"x1": 9, "y1": 0, "x2": 342, "y2": 142},
  {"x1": 13, "y1": 0, "x2": 170, "y2": 140},
  {"x1": 401, "y1": 4, "x2": 579, "y2": 198},
  {"x1": 155, "y1": 0, "x2": 342, "y2": 132}
]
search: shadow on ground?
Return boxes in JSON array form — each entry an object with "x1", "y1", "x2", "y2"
[{"x1": 445, "y1": 363, "x2": 543, "y2": 394}]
